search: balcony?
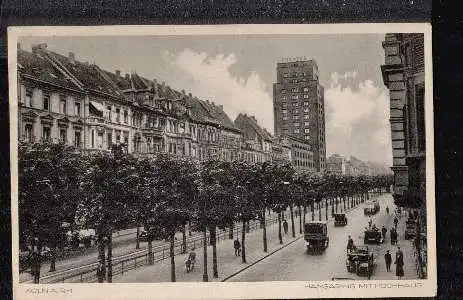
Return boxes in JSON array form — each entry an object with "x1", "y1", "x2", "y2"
[
  {"x1": 87, "y1": 116, "x2": 106, "y2": 126},
  {"x1": 142, "y1": 125, "x2": 164, "y2": 137}
]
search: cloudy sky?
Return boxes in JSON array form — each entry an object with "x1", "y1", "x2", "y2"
[{"x1": 19, "y1": 34, "x2": 392, "y2": 165}]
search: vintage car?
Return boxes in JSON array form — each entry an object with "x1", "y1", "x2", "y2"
[
  {"x1": 364, "y1": 227, "x2": 382, "y2": 244},
  {"x1": 363, "y1": 206, "x2": 377, "y2": 216},
  {"x1": 346, "y1": 246, "x2": 375, "y2": 279},
  {"x1": 334, "y1": 213, "x2": 348, "y2": 226},
  {"x1": 373, "y1": 201, "x2": 380, "y2": 212},
  {"x1": 304, "y1": 221, "x2": 329, "y2": 252}
]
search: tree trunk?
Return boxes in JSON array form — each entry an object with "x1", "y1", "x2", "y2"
[
  {"x1": 325, "y1": 198, "x2": 328, "y2": 220},
  {"x1": 331, "y1": 197, "x2": 335, "y2": 217},
  {"x1": 107, "y1": 231, "x2": 113, "y2": 283},
  {"x1": 278, "y1": 212, "x2": 283, "y2": 244},
  {"x1": 182, "y1": 224, "x2": 187, "y2": 254},
  {"x1": 241, "y1": 220, "x2": 247, "y2": 263},
  {"x1": 48, "y1": 240, "x2": 56, "y2": 272},
  {"x1": 148, "y1": 238, "x2": 154, "y2": 265},
  {"x1": 135, "y1": 225, "x2": 140, "y2": 250},
  {"x1": 290, "y1": 204, "x2": 295, "y2": 238},
  {"x1": 32, "y1": 239, "x2": 41, "y2": 284},
  {"x1": 343, "y1": 197, "x2": 346, "y2": 211},
  {"x1": 262, "y1": 208, "x2": 268, "y2": 252},
  {"x1": 211, "y1": 226, "x2": 218, "y2": 278},
  {"x1": 298, "y1": 205, "x2": 302, "y2": 234},
  {"x1": 318, "y1": 200, "x2": 322, "y2": 221},
  {"x1": 170, "y1": 233, "x2": 176, "y2": 282},
  {"x1": 311, "y1": 201, "x2": 315, "y2": 221},
  {"x1": 202, "y1": 226, "x2": 208, "y2": 282},
  {"x1": 97, "y1": 233, "x2": 106, "y2": 283},
  {"x1": 303, "y1": 205, "x2": 307, "y2": 228},
  {"x1": 229, "y1": 222, "x2": 234, "y2": 239},
  {"x1": 246, "y1": 221, "x2": 250, "y2": 233},
  {"x1": 188, "y1": 221, "x2": 192, "y2": 236}
]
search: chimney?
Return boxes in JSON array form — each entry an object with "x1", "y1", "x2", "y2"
[
  {"x1": 188, "y1": 92, "x2": 192, "y2": 98},
  {"x1": 31, "y1": 43, "x2": 47, "y2": 55},
  {"x1": 218, "y1": 105, "x2": 223, "y2": 110},
  {"x1": 161, "y1": 81, "x2": 166, "y2": 92},
  {"x1": 115, "y1": 70, "x2": 121, "y2": 77},
  {"x1": 68, "y1": 52, "x2": 75, "y2": 64},
  {"x1": 206, "y1": 100, "x2": 210, "y2": 104},
  {"x1": 181, "y1": 89, "x2": 186, "y2": 96},
  {"x1": 125, "y1": 73, "x2": 130, "y2": 80}
]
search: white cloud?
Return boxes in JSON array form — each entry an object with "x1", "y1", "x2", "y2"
[
  {"x1": 325, "y1": 75, "x2": 392, "y2": 165},
  {"x1": 162, "y1": 49, "x2": 274, "y2": 132}
]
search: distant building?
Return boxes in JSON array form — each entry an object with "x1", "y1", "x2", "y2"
[
  {"x1": 273, "y1": 59, "x2": 326, "y2": 171},
  {"x1": 326, "y1": 154, "x2": 347, "y2": 175},
  {"x1": 271, "y1": 135, "x2": 292, "y2": 163},
  {"x1": 234, "y1": 113, "x2": 273, "y2": 163},
  {"x1": 287, "y1": 135, "x2": 314, "y2": 172}
]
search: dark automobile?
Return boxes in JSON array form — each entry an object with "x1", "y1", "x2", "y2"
[
  {"x1": 364, "y1": 228, "x2": 382, "y2": 244},
  {"x1": 304, "y1": 221, "x2": 329, "y2": 252},
  {"x1": 334, "y1": 213, "x2": 348, "y2": 226},
  {"x1": 346, "y1": 246, "x2": 375, "y2": 279}
]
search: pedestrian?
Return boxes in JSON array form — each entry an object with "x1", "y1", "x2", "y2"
[
  {"x1": 283, "y1": 219, "x2": 289, "y2": 234},
  {"x1": 346, "y1": 235, "x2": 354, "y2": 253},
  {"x1": 381, "y1": 225, "x2": 387, "y2": 241},
  {"x1": 395, "y1": 246, "x2": 404, "y2": 279},
  {"x1": 394, "y1": 216, "x2": 398, "y2": 229},
  {"x1": 368, "y1": 218, "x2": 372, "y2": 229},
  {"x1": 386, "y1": 206, "x2": 389, "y2": 214},
  {"x1": 384, "y1": 250, "x2": 392, "y2": 272},
  {"x1": 233, "y1": 238, "x2": 241, "y2": 256}
]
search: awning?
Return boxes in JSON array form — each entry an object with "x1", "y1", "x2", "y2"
[
  {"x1": 89, "y1": 101, "x2": 104, "y2": 117},
  {"x1": 90, "y1": 100, "x2": 104, "y2": 112}
]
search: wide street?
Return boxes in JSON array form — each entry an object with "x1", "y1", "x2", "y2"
[{"x1": 228, "y1": 193, "x2": 418, "y2": 282}]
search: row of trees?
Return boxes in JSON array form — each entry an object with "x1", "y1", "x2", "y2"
[{"x1": 18, "y1": 142, "x2": 393, "y2": 283}]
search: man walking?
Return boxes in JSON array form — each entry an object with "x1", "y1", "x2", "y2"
[
  {"x1": 233, "y1": 238, "x2": 241, "y2": 256},
  {"x1": 381, "y1": 225, "x2": 387, "y2": 241},
  {"x1": 283, "y1": 219, "x2": 289, "y2": 235},
  {"x1": 395, "y1": 246, "x2": 404, "y2": 279},
  {"x1": 394, "y1": 216, "x2": 399, "y2": 229},
  {"x1": 384, "y1": 250, "x2": 392, "y2": 272},
  {"x1": 368, "y1": 218, "x2": 372, "y2": 229}
]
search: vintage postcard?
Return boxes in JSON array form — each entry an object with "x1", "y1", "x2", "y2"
[{"x1": 9, "y1": 24, "x2": 435, "y2": 299}]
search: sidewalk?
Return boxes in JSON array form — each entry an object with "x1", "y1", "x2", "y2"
[
  {"x1": 371, "y1": 202, "x2": 418, "y2": 280},
  {"x1": 114, "y1": 202, "x2": 355, "y2": 283}
]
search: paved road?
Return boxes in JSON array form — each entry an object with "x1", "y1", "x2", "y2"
[{"x1": 228, "y1": 194, "x2": 419, "y2": 281}]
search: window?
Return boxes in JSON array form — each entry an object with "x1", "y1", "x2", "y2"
[
  {"x1": 60, "y1": 98, "x2": 67, "y2": 114},
  {"x1": 116, "y1": 108, "x2": 121, "y2": 123},
  {"x1": 91, "y1": 130, "x2": 95, "y2": 148},
  {"x1": 304, "y1": 108, "x2": 309, "y2": 113},
  {"x1": 60, "y1": 129, "x2": 67, "y2": 143},
  {"x1": 291, "y1": 88, "x2": 298, "y2": 93},
  {"x1": 416, "y1": 84, "x2": 425, "y2": 151},
  {"x1": 293, "y1": 115, "x2": 299, "y2": 120},
  {"x1": 293, "y1": 122, "x2": 300, "y2": 127},
  {"x1": 303, "y1": 94, "x2": 309, "y2": 99},
  {"x1": 304, "y1": 122, "x2": 310, "y2": 126},
  {"x1": 42, "y1": 126, "x2": 51, "y2": 141},
  {"x1": 291, "y1": 95, "x2": 299, "y2": 100},
  {"x1": 107, "y1": 133, "x2": 112, "y2": 148},
  {"x1": 107, "y1": 106, "x2": 112, "y2": 121},
  {"x1": 303, "y1": 87, "x2": 309, "y2": 92},
  {"x1": 304, "y1": 128, "x2": 310, "y2": 133},
  {"x1": 74, "y1": 131, "x2": 81, "y2": 148},
  {"x1": 25, "y1": 88, "x2": 32, "y2": 107},
  {"x1": 304, "y1": 115, "x2": 310, "y2": 120},
  {"x1": 124, "y1": 110, "x2": 128, "y2": 124},
  {"x1": 75, "y1": 102, "x2": 81, "y2": 117},
  {"x1": 282, "y1": 109, "x2": 287, "y2": 114},
  {"x1": 304, "y1": 101, "x2": 309, "y2": 106},
  {"x1": 282, "y1": 102, "x2": 287, "y2": 108},
  {"x1": 43, "y1": 93, "x2": 50, "y2": 111},
  {"x1": 293, "y1": 102, "x2": 299, "y2": 107},
  {"x1": 294, "y1": 109, "x2": 299, "y2": 114},
  {"x1": 294, "y1": 129, "x2": 300, "y2": 134},
  {"x1": 116, "y1": 132, "x2": 121, "y2": 143},
  {"x1": 282, "y1": 96, "x2": 288, "y2": 101},
  {"x1": 283, "y1": 116, "x2": 288, "y2": 121},
  {"x1": 281, "y1": 89, "x2": 287, "y2": 94},
  {"x1": 25, "y1": 124, "x2": 33, "y2": 142}
]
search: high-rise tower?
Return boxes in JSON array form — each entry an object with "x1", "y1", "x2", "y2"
[{"x1": 273, "y1": 59, "x2": 326, "y2": 172}]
